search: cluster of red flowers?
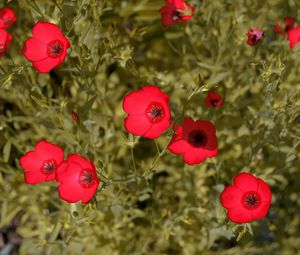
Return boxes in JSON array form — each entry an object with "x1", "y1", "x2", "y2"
[
  {"x1": 19, "y1": 141, "x2": 99, "y2": 203},
  {"x1": 0, "y1": 7, "x2": 16, "y2": 57}
]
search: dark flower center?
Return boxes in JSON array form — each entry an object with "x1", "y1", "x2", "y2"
[
  {"x1": 47, "y1": 40, "x2": 64, "y2": 58},
  {"x1": 79, "y1": 169, "x2": 96, "y2": 188},
  {"x1": 242, "y1": 191, "x2": 261, "y2": 210},
  {"x1": 188, "y1": 130, "x2": 208, "y2": 148},
  {"x1": 4, "y1": 18, "x2": 12, "y2": 25},
  {"x1": 172, "y1": 11, "x2": 181, "y2": 21},
  {"x1": 211, "y1": 99, "x2": 219, "y2": 107},
  {"x1": 41, "y1": 159, "x2": 57, "y2": 175},
  {"x1": 146, "y1": 102, "x2": 165, "y2": 123}
]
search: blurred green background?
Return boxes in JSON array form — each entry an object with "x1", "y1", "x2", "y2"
[{"x1": 0, "y1": 0, "x2": 300, "y2": 254}]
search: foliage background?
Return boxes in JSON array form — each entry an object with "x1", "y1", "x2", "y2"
[{"x1": 0, "y1": 0, "x2": 300, "y2": 254}]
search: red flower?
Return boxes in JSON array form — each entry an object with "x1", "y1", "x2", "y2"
[
  {"x1": 204, "y1": 91, "x2": 223, "y2": 108},
  {"x1": 287, "y1": 24, "x2": 300, "y2": 48},
  {"x1": 22, "y1": 21, "x2": 70, "y2": 73},
  {"x1": 160, "y1": 0, "x2": 195, "y2": 27},
  {"x1": 71, "y1": 111, "x2": 80, "y2": 122},
  {"x1": 247, "y1": 28, "x2": 264, "y2": 46},
  {"x1": 0, "y1": 7, "x2": 16, "y2": 29},
  {"x1": 274, "y1": 17, "x2": 295, "y2": 37},
  {"x1": 19, "y1": 140, "x2": 64, "y2": 184},
  {"x1": 221, "y1": 172, "x2": 272, "y2": 223},
  {"x1": 123, "y1": 86, "x2": 172, "y2": 139},
  {"x1": 168, "y1": 117, "x2": 218, "y2": 165},
  {"x1": 56, "y1": 154, "x2": 100, "y2": 203},
  {"x1": 0, "y1": 29, "x2": 12, "y2": 57}
]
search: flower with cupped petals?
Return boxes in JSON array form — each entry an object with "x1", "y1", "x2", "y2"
[
  {"x1": 221, "y1": 172, "x2": 272, "y2": 223},
  {"x1": 0, "y1": 29, "x2": 12, "y2": 57},
  {"x1": 0, "y1": 7, "x2": 16, "y2": 29},
  {"x1": 56, "y1": 154, "x2": 100, "y2": 204},
  {"x1": 287, "y1": 24, "x2": 300, "y2": 48},
  {"x1": 123, "y1": 86, "x2": 172, "y2": 139},
  {"x1": 247, "y1": 28, "x2": 264, "y2": 46},
  {"x1": 204, "y1": 91, "x2": 223, "y2": 108},
  {"x1": 22, "y1": 21, "x2": 70, "y2": 73},
  {"x1": 274, "y1": 17, "x2": 295, "y2": 37},
  {"x1": 160, "y1": 0, "x2": 195, "y2": 27},
  {"x1": 19, "y1": 140, "x2": 64, "y2": 184},
  {"x1": 168, "y1": 117, "x2": 218, "y2": 165}
]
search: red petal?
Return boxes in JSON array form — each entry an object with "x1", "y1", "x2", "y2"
[
  {"x1": 81, "y1": 179, "x2": 99, "y2": 204},
  {"x1": 57, "y1": 181, "x2": 83, "y2": 203},
  {"x1": 227, "y1": 206, "x2": 252, "y2": 223},
  {"x1": 183, "y1": 148, "x2": 207, "y2": 165},
  {"x1": 19, "y1": 151, "x2": 43, "y2": 172},
  {"x1": 32, "y1": 21, "x2": 67, "y2": 44},
  {"x1": 143, "y1": 118, "x2": 171, "y2": 139},
  {"x1": 257, "y1": 178, "x2": 272, "y2": 202},
  {"x1": 56, "y1": 162, "x2": 68, "y2": 182},
  {"x1": 24, "y1": 171, "x2": 53, "y2": 184},
  {"x1": 123, "y1": 90, "x2": 151, "y2": 115},
  {"x1": 35, "y1": 140, "x2": 64, "y2": 164},
  {"x1": 168, "y1": 139, "x2": 190, "y2": 154},
  {"x1": 251, "y1": 202, "x2": 271, "y2": 220},
  {"x1": 124, "y1": 115, "x2": 152, "y2": 137},
  {"x1": 221, "y1": 185, "x2": 243, "y2": 209},
  {"x1": 22, "y1": 38, "x2": 48, "y2": 62},
  {"x1": 233, "y1": 172, "x2": 258, "y2": 192},
  {"x1": 67, "y1": 154, "x2": 93, "y2": 170},
  {"x1": 32, "y1": 57, "x2": 61, "y2": 73}
]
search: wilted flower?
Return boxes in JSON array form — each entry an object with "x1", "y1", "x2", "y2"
[
  {"x1": 22, "y1": 21, "x2": 70, "y2": 73},
  {"x1": 274, "y1": 16, "x2": 295, "y2": 37},
  {"x1": 247, "y1": 28, "x2": 264, "y2": 46},
  {"x1": 168, "y1": 117, "x2": 218, "y2": 165},
  {"x1": 221, "y1": 172, "x2": 272, "y2": 223}
]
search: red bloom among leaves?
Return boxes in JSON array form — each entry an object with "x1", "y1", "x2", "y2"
[
  {"x1": 56, "y1": 154, "x2": 100, "y2": 204},
  {"x1": 274, "y1": 17, "x2": 295, "y2": 37},
  {"x1": 221, "y1": 172, "x2": 272, "y2": 223},
  {"x1": 204, "y1": 91, "x2": 223, "y2": 108},
  {"x1": 287, "y1": 24, "x2": 300, "y2": 49},
  {"x1": 123, "y1": 86, "x2": 172, "y2": 139},
  {"x1": 22, "y1": 21, "x2": 70, "y2": 73},
  {"x1": 19, "y1": 140, "x2": 64, "y2": 184},
  {"x1": 0, "y1": 29, "x2": 12, "y2": 57},
  {"x1": 160, "y1": 0, "x2": 195, "y2": 27},
  {"x1": 247, "y1": 28, "x2": 264, "y2": 46},
  {"x1": 168, "y1": 117, "x2": 218, "y2": 165},
  {"x1": 0, "y1": 7, "x2": 16, "y2": 29}
]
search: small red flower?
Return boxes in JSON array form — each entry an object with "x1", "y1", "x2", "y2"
[
  {"x1": 287, "y1": 24, "x2": 300, "y2": 48},
  {"x1": 0, "y1": 7, "x2": 16, "y2": 29},
  {"x1": 221, "y1": 172, "x2": 272, "y2": 223},
  {"x1": 274, "y1": 17, "x2": 295, "y2": 37},
  {"x1": 22, "y1": 21, "x2": 70, "y2": 73},
  {"x1": 123, "y1": 86, "x2": 172, "y2": 139},
  {"x1": 0, "y1": 29, "x2": 12, "y2": 57},
  {"x1": 247, "y1": 28, "x2": 264, "y2": 46},
  {"x1": 160, "y1": 0, "x2": 195, "y2": 27},
  {"x1": 19, "y1": 140, "x2": 64, "y2": 184},
  {"x1": 204, "y1": 91, "x2": 223, "y2": 108},
  {"x1": 56, "y1": 154, "x2": 100, "y2": 203},
  {"x1": 71, "y1": 111, "x2": 80, "y2": 122},
  {"x1": 168, "y1": 117, "x2": 218, "y2": 165}
]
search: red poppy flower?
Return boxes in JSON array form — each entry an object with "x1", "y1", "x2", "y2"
[
  {"x1": 168, "y1": 117, "x2": 218, "y2": 165},
  {"x1": 247, "y1": 28, "x2": 264, "y2": 46},
  {"x1": 160, "y1": 0, "x2": 195, "y2": 27},
  {"x1": 0, "y1": 7, "x2": 16, "y2": 29},
  {"x1": 22, "y1": 21, "x2": 70, "y2": 73},
  {"x1": 204, "y1": 91, "x2": 223, "y2": 108},
  {"x1": 123, "y1": 86, "x2": 172, "y2": 139},
  {"x1": 0, "y1": 29, "x2": 12, "y2": 57},
  {"x1": 221, "y1": 172, "x2": 272, "y2": 223},
  {"x1": 274, "y1": 16, "x2": 295, "y2": 37},
  {"x1": 287, "y1": 24, "x2": 300, "y2": 48},
  {"x1": 56, "y1": 154, "x2": 100, "y2": 204},
  {"x1": 19, "y1": 140, "x2": 64, "y2": 184}
]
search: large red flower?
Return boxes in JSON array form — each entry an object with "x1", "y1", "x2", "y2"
[
  {"x1": 0, "y1": 7, "x2": 16, "y2": 29},
  {"x1": 56, "y1": 154, "x2": 100, "y2": 204},
  {"x1": 19, "y1": 140, "x2": 64, "y2": 184},
  {"x1": 275, "y1": 17, "x2": 295, "y2": 37},
  {"x1": 0, "y1": 29, "x2": 12, "y2": 57},
  {"x1": 123, "y1": 86, "x2": 172, "y2": 139},
  {"x1": 204, "y1": 91, "x2": 223, "y2": 108},
  {"x1": 287, "y1": 24, "x2": 300, "y2": 48},
  {"x1": 160, "y1": 0, "x2": 195, "y2": 27},
  {"x1": 22, "y1": 21, "x2": 70, "y2": 73},
  {"x1": 221, "y1": 172, "x2": 272, "y2": 223},
  {"x1": 168, "y1": 117, "x2": 218, "y2": 165},
  {"x1": 247, "y1": 28, "x2": 264, "y2": 46}
]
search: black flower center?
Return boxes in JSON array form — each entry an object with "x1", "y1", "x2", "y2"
[
  {"x1": 188, "y1": 130, "x2": 208, "y2": 148},
  {"x1": 211, "y1": 99, "x2": 219, "y2": 107},
  {"x1": 41, "y1": 159, "x2": 57, "y2": 175},
  {"x1": 47, "y1": 40, "x2": 64, "y2": 58},
  {"x1": 172, "y1": 11, "x2": 181, "y2": 21},
  {"x1": 79, "y1": 169, "x2": 96, "y2": 188},
  {"x1": 146, "y1": 102, "x2": 165, "y2": 123},
  {"x1": 242, "y1": 191, "x2": 261, "y2": 210}
]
